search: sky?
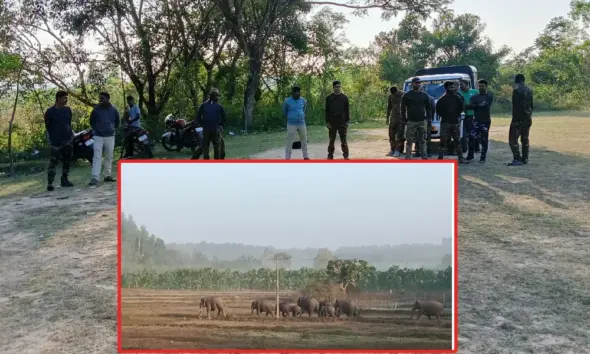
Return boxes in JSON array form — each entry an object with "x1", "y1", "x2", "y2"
[
  {"x1": 34, "y1": 0, "x2": 573, "y2": 55},
  {"x1": 121, "y1": 162, "x2": 454, "y2": 249}
]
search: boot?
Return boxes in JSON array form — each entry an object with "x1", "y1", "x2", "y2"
[
  {"x1": 466, "y1": 140, "x2": 475, "y2": 161},
  {"x1": 393, "y1": 150, "x2": 400, "y2": 158},
  {"x1": 437, "y1": 153, "x2": 444, "y2": 160},
  {"x1": 47, "y1": 175, "x2": 55, "y2": 191},
  {"x1": 327, "y1": 155, "x2": 334, "y2": 160},
  {"x1": 61, "y1": 175, "x2": 74, "y2": 187}
]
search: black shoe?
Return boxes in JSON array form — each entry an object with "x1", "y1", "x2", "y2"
[
  {"x1": 414, "y1": 152, "x2": 421, "y2": 158},
  {"x1": 104, "y1": 176, "x2": 116, "y2": 182},
  {"x1": 343, "y1": 156, "x2": 350, "y2": 160},
  {"x1": 304, "y1": 157, "x2": 310, "y2": 160},
  {"x1": 466, "y1": 154, "x2": 475, "y2": 161},
  {"x1": 61, "y1": 177, "x2": 74, "y2": 187},
  {"x1": 437, "y1": 154, "x2": 444, "y2": 160},
  {"x1": 522, "y1": 159, "x2": 528, "y2": 165},
  {"x1": 459, "y1": 157, "x2": 469, "y2": 164},
  {"x1": 88, "y1": 178, "x2": 99, "y2": 186},
  {"x1": 47, "y1": 184, "x2": 54, "y2": 191},
  {"x1": 327, "y1": 155, "x2": 334, "y2": 160},
  {"x1": 479, "y1": 156, "x2": 486, "y2": 163},
  {"x1": 507, "y1": 160, "x2": 523, "y2": 166}
]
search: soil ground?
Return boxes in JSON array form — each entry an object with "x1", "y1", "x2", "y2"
[
  {"x1": 1, "y1": 113, "x2": 589, "y2": 353},
  {"x1": 121, "y1": 289, "x2": 451, "y2": 350}
]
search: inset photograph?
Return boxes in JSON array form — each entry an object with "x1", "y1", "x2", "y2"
[{"x1": 119, "y1": 161, "x2": 456, "y2": 351}]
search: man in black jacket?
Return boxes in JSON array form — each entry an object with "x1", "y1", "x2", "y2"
[
  {"x1": 508, "y1": 73, "x2": 534, "y2": 166},
  {"x1": 325, "y1": 80, "x2": 350, "y2": 160},
  {"x1": 44, "y1": 90, "x2": 74, "y2": 191},
  {"x1": 197, "y1": 88, "x2": 226, "y2": 160},
  {"x1": 466, "y1": 79, "x2": 494, "y2": 163},
  {"x1": 401, "y1": 77, "x2": 431, "y2": 160},
  {"x1": 436, "y1": 81, "x2": 468, "y2": 163}
]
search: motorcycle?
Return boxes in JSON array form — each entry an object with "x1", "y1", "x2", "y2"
[
  {"x1": 121, "y1": 122, "x2": 154, "y2": 159},
  {"x1": 161, "y1": 113, "x2": 200, "y2": 152},
  {"x1": 71, "y1": 129, "x2": 95, "y2": 164}
]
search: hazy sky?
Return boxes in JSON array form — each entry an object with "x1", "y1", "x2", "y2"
[
  {"x1": 121, "y1": 163, "x2": 454, "y2": 249},
  {"x1": 35, "y1": 0, "x2": 572, "y2": 56}
]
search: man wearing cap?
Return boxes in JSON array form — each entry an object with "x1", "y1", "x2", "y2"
[
  {"x1": 401, "y1": 77, "x2": 431, "y2": 160},
  {"x1": 196, "y1": 88, "x2": 226, "y2": 160},
  {"x1": 386, "y1": 86, "x2": 405, "y2": 157}
]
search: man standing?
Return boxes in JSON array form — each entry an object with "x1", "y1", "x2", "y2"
[
  {"x1": 508, "y1": 74, "x2": 534, "y2": 166},
  {"x1": 196, "y1": 88, "x2": 226, "y2": 160},
  {"x1": 415, "y1": 86, "x2": 435, "y2": 157},
  {"x1": 466, "y1": 80, "x2": 494, "y2": 163},
  {"x1": 325, "y1": 81, "x2": 350, "y2": 160},
  {"x1": 401, "y1": 77, "x2": 431, "y2": 160},
  {"x1": 386, "y1": 86, "x2": 405, "y2": 157},
  {"x1": 283, "y1": 86, "x2": 309, "y2": 160},
  {"x1": 89, "y1": 92, "x2": 120, "y2": 186},
  {"x1": 44, "y1": 90, "x2": 74, "y2": 191},
  {"x1": 436, "y1": 81, "x2": 468, "y2": 164},
  {"x1": 459, "y1": 79, "x2": 479, "y2": 154},
  {"x1": 123, "y1": 95, "x2": 141, "y2": 158}
]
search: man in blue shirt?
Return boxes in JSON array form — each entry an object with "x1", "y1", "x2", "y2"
[
  {"x1": 89, "y1": 92, "x2": 120, "y2": 186},
  {"x1": 283, "y1": 86, "x2": 309, "y2": 160},
  {"x1": 123, "y1": 95, "x2": 142, "y2": 158},
  {"x1": 196, "y1": 88, "x2": 226, "y2": 160},
  {"x1": 44, "y1": 90, "x2": 74, "y2": 191}
]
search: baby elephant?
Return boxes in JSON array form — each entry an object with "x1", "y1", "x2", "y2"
[
  {"x1": 289, "y1": 304, "x2": 302, "y2": 317},
  {"x1": 251, "y1": 299, "x2": 275, "y2": 316},
  {"x1": 278, "y1": 302, "x2": 292, "y2": 317},
  {"x1": 198, "y1": 296, "x2": 226, "y2": 319},
  {"x1": 319, "y1": 304, "x2": 337, "y2": 317},
  {"x1": 410, "y1": 300, "x2": 444, "y2": 323}
]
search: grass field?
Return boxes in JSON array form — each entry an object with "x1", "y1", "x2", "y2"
[
  {"x1": 1, "y1": 112, "x2": 589, "y2": 353},
  {"x1": 120, "y1": 289, "x2": 452, "y2": 350}
]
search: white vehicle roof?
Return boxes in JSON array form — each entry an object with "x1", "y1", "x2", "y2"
[{"x1": 404, "y1": 73, "x2": 471, "y2": 83}]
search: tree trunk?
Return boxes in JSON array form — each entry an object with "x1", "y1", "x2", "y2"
[
  {"x1": 8, "y1": 61, "x2": 25, "y2": 177},
  {"x1": 243, "y1": 56, "x2": 263, "y2": 130},
  {"x1": 226, "y1": 50, "x2": 241, "y2": 101}
]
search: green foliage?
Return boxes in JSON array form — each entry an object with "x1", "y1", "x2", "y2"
[{"x1": 122, "y1": 265, "x2": 452, "y2": 292}]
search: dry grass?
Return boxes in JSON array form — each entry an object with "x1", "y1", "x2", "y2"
[{"x1": 120, "y1": 289, "x2": 452, "y2": 350}]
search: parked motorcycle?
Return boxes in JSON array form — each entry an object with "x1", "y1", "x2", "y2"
[
  {"x1": 121, "y1": 122, "x2": 154, "y2": 159},
  {"x1": 161, "y1": 113, "x2": 200, "y2": 152},
  {"x1": 71, "y1": 129, "x2": 94, "y2": 164}
]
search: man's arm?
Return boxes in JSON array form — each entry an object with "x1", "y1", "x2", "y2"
[
  {"x1": 466, "y1": 96, "x2": 476, "y2": 110},
  {"x1": 67, "y1": 107, "x2": 74, "y2": 139},
  {"x1": 325, "y1": 96, "x2": 330, "y2": 124},
  {"x1": 114, "y1": 108, "x2": 120, "y2": 129},
  {"x1": 435, "y1": 98, "x2": 443, "y2": 118},
  {"x1": 400, "y1": 94, "x2": 407, "y2": 122},
  {"x1": 129, "y1": 106, "x2": 141, "y2": 122},
  {"x1": 424, "y1": 93, "x2": 432, "y2": 120},
  {"x1": 386, "y1": 95, "x2": 392, "y2": 124},
  {"x1": 282, "y1": 99, "x2": 288, "y2": 118},
  {"x1": 89, "y1": 107, "x2": 97, "y2": 129},
  {"x1": 196, "y1": 104, "x2": 204, "y2": 125},
  {"x1": 344, "y1": 95, "x2": 350, "y2": 124},
  {"x1": 530, "y1": 89, "x2": 534, "y2": 112},
  {"x1": 219, "y1": 106, "x2": 227, "y2": 127}
]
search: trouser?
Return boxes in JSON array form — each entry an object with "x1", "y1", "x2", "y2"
[
  {"x1": 415, "y1": 119, "x2": 432, "y2": 154},
  {"x1": 201, "y1": 130, "x2": 222, "y2": 160},
  {"x1": 508, "y1": 120, "x2": 532, "y2": 162},
  {"x1": 389, "y1": 121, "x2": 405, "y2": 152},
  {"x1": 285, "y1": 124, "x2": 309, "y2": 159},
  {"x1": 192, "y1": 135, "x2": 226, "y2": 160},
  {"x1": 470, "y1": 121, "x2": 491, "y2": 158},
  {"x1": 439, "y1": 123, "x2": 463, "y2": 159},
  {"x1": 328, "y1": 125, "x2": 349, "y2": 158},
  {"x1": 405, "y1": 121, "x2": 427, "y2": 157},
  {"x1": 47, "y1": 144, "x2": 73, "y2": 184},
  {"x1": 461, "y1": 115, "x2": 474, "y2": 153},
  {"x1": 92, "y1": 135, "x2": 115, "y2": 180}
]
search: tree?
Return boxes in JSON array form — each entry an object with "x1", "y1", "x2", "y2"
[
  {"x1": 326, "y1": 259, "x2": 375, "y2": 292},
  {"x1": 313, "y1": 248, "x2": 335, "y2": 269},
  {"x1": 6, "y1": 55, "x2": 26, "y2": 177}
]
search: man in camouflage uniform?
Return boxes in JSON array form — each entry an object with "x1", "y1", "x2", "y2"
[
  {"x1": 44, "y1": 91, "x2": 75, "y2": 191},
  {"x1": 414, "y1": 86, "x2": 435, "y2": 157},
  {"x1": 436, "y1": 81, "x2": 468, "y2": 163},
  {"x1": 459, "y1": 79, "x2": 480, "y2": 154},
  {"x1": 508, "y1": 73, "x2": 534, "y2": 166},
  {"x1": 401, "y1": 77, "x2": 431, "y2": 160},
  {"x1": 386, "y1": 86, "x2": 405, "y2": 157}
]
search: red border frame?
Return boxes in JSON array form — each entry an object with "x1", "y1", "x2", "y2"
[{"x1": 117, "y1": 159, "x2": 459, "y2": 354}]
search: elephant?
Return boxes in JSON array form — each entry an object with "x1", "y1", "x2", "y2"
[
  {"x1": 278, "y1": 302, "x2": 292, "y2": 317},
  {"x1": 251, "y1": 299, "x2": 275, "y2": 316},
  {"x1": 290, "y1": 304, "x2": 302, "y2": 317},
  {"x1": 334, "y1": 299, "x2": 360, "y2": 318},
  {"x1": 410, "y1": 300, "x2": 443, "y2": 323},
  {"x1": 296, "y1": 296, "x2": 320, "y2": 317},
  {"x1": 319, "y1": 304, "x2": 337, "y2": 317},
  {"x1": 198, "y1": 296, "x2": 226, "y2": 319}
]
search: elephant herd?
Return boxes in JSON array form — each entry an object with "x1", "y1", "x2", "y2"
[{"x1": 196, "y1": 295, "x2": 360, "y2": 319}]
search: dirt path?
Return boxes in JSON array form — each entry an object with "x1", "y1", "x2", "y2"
[{"x1": 0, "y1": 186, "x2": 118, "y2": 354}]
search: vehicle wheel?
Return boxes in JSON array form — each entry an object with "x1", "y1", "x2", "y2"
[
  {"x1": 143, "y1": 145, "x2": 154, "y2": 159},
  {"x1": 161, "y1": 136, "x2": 177, "y2": 151}
]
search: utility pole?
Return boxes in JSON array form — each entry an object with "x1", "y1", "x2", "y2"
[{"x1": 275, "y1": 257, "x2": 280, "y2": 318}]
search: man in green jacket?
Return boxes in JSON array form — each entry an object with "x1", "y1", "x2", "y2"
[{"x1": 459, "y1": 80, "x2": 479, "y2": 154}]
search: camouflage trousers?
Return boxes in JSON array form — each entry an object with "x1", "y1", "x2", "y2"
[
  {"x1": 388, "y1": 120, "x2": 405, "y2": 152},
  {"x1": 47, "y1": 143, "x2": 73, "y2": 184},
  {"x1": 191, "y1": 134, "x2": 226, "y2": 160},
  {"x1": 405, "y1": 120, "x2": 427, "y2": 157},
  {"x1": 414, "y1": 119, "x2": 432, "y2": 154},
  {"x1": 508, "y1": 120, "x2": 532, "y2": 162},
  {"x1": 470, "y1": 121, "x2": 491, "y2": 157},
  {"x1": 439, "y1": 123, "x2": 463, "y2": 158}
]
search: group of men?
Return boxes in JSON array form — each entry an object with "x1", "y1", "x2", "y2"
[{"x1": 386, "y1": 73, "x2": 533, "y2": 165}]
